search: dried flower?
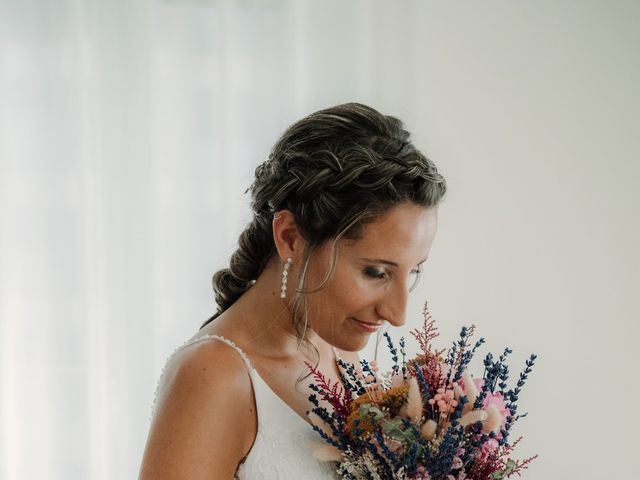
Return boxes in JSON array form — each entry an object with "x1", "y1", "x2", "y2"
[
  {"x1": 405, "y1": 377, "x2": 423, "y2": 423},
  {"x1": 420, "y1": 419, "x2": 438, "y2": 441},
  {"x1": 311, "y1": 442, "x2": 344, "y2": 462},
  {"x1": 305, "y1": 301, "x2": 538, "y2": 479}
]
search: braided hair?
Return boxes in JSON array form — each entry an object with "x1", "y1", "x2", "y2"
[{"x1": 202, "y1": 103, "x2": 446, "y2": 332}]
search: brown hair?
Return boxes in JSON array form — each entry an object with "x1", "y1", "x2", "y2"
[{"x1": 201, "y1": 103, "x2": 446, "y2": 358}]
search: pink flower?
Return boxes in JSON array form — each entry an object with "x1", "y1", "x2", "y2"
[
  {"x1": 414, "y1": 465, "x2": 431, "y2": 480},
  {"x1": 478, "y1": 437, "x2": 500, "y2": 461},
  {"x1": 446, "y1": 472, "x2": 467, "y2": 480},
  {"x1": 483, "y1": 392, "x2": 509, "y2": 425},
  {"x1": 459, "y1": 377, "x2": 510, "y2": 436}
]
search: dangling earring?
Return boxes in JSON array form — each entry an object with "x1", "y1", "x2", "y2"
[{"x1": 280, "y1": 257, "x2": 293, "y2": 299}]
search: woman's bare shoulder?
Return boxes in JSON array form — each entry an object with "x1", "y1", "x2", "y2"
[
  {"x1": 165, "y1": 334, "x2": 254, "y2": 397},
  {"x1": 139, "y1": 336, "x2": 257, "y2": 479}
]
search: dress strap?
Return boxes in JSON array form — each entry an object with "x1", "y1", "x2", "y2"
[
  {"x1": 178, "y1": 334, "x2": 253, "y2": 370},
  {"x1": 149, "y1": 334, "x2": 253, "y2": 421}
]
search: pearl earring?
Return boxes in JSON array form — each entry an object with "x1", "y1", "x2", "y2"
[{"x1": 280, "y1": 257, "x2": 293, "y2": 299}]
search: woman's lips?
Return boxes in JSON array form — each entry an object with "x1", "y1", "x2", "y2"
[{"x1": 351, "y1": 318, "x2": 382, "y2": 333}]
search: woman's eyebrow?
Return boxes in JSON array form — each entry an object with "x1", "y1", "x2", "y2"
[
  {"x1": 360, "y1": 257, "x2": 429, "y2": 267},
  {"x1": 361, "y1": 257, "x2": 398, "y2": 267}
]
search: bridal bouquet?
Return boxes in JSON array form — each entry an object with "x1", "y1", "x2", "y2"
[{"x1": 304, "y1": 303, "x2": 538, "y2": 480}]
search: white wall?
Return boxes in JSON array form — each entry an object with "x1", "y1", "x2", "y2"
[{"x1": 1, "y1": 0, "x2": 638, "y2": 478}]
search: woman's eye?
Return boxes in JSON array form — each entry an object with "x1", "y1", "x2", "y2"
[
  {"x1": 364, "y1": 267, "x2": 387, "y2": 279},
  {"x1": 363, "y1": 265, "x2": 423, "y2": 289},
  {"x1": 409, "y1": 267, "x2": 423, "y2": 292}
]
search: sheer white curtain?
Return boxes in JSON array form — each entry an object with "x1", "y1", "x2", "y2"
[
  {"x1": 2, "y1": 1, "x2": 639, "y2": 479},
  {"x1": 0, "y1": 1, "x2": 397, "y2": 478}
]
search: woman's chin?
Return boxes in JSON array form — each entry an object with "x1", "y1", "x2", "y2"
[
  {"x1": 316, "y1": 323, "x2": 372, "y2": 353},
  {"x1": 334, "y1": 333, "x2": 370, "y2": 353}
]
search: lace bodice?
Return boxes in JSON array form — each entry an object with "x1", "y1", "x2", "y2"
[{"x1": 151, "y1": 334, "x2": 339, "y2": 479}]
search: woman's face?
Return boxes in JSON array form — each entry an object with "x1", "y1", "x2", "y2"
[{"x1": 303, "y1": 203, "x2": 438, "y2": 352}]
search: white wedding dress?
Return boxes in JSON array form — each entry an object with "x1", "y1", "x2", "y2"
[{"x1": 152, "y1": 334, "x2": 339, "y2": 479}]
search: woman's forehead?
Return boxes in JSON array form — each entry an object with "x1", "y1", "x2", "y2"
[{"x1": 344, "y1": 204, "x2": 438, "y2": 261}]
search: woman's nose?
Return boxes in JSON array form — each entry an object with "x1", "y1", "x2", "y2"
[{"x1": 375, "y1": 282, "x2": 409, "y2": 328}]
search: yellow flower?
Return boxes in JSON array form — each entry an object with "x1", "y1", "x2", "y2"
[{"x1": 346, "y1": 385, "x2": 409, "y2": 437}]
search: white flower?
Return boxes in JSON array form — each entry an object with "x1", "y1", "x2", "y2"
[
  {"x1": 405, "y1": 377, "x2": 423, "y2": 423},
  {"x1": 420, "y1": 419, "x2": 438, "y2": 441},
  {"x1": 458, "y1": 409, "x2": 488, "y2": 428}
]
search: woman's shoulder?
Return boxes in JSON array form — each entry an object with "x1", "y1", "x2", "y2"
[
  {"x1": 140, "y1": 331, "x2": 257, "y2": 478},
  {"x1": 183, "y1": 328, "x2": 252, "y2": 363},
  {"x1": 166, "y1": 330, "x2": 254, "y2": 392}
]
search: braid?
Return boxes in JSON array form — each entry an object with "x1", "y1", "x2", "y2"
[
  {"x1": 204, "y1": 102, "x2": 446, "y2": 328},
  {"x1": 204, "y1": 214, "x2": 274, "y2": 326},
  {"x1": 254, "y1": 110, "x2": 445, "y2": 243}
]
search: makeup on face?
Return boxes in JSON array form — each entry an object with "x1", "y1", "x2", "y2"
[{"x1": 304, "y1": 204, "x2": 439, "y2": 351}]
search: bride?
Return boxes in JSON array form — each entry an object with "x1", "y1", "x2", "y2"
[{"x1": 138, "y1": 103, "x2": 447, "y2": 479}]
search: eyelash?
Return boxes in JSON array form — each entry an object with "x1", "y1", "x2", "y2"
[
  {"x1": 363, "y1": 266, "x2": 422, "y2": 280},
  {"x1": 364, "y1": 267, "x2": 387, "y2": 279}
]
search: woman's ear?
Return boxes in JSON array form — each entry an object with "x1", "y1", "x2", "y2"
[{"x1": 272, "y1": 210, "x2": 306, "y2": 261}]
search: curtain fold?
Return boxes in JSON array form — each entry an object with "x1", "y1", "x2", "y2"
[{"x1": 0, "y1": 1, "x2": 387, "y2": 478}]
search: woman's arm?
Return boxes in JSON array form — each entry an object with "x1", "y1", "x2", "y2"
[{"x1": 139, "y1": 340, "x2": 256, "y2": 479}]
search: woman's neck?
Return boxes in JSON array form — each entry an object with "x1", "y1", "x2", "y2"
[{"x1": 213, "y1": 262, "x2": 326, "y2": 361}]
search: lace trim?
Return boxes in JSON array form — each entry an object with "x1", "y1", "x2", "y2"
[{"x1": 149, "y1": 334, "x2": 253, "y2": 420}]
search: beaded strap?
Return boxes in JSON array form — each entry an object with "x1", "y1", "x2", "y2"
[{"x1": 149, "y1": 334, "x2": 253, "y2": 420}]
